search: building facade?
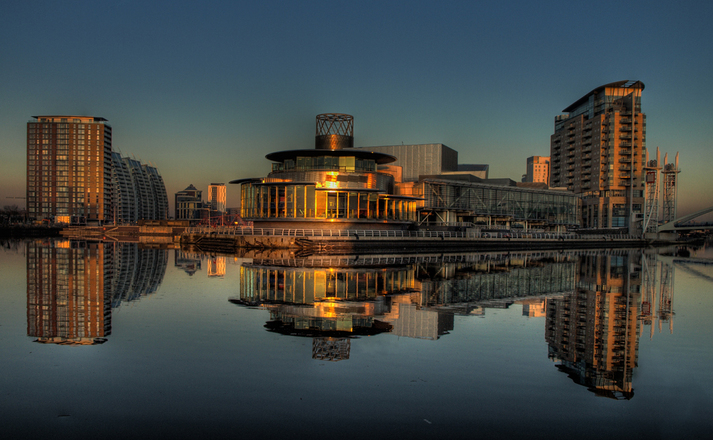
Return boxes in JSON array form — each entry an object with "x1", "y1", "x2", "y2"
[
  {"x1": 27, "y1": 115, "x2": 113, "y2": 224},
  {"x1": 357, "y1": 144, "x2": 458, "y2": 182},
  {"x1": 524, "y1": 156, "x2": 550, "y2": 184},
  {"x1": 550, "y1": 81, "x2": 646, "y2": 232},
  {"x1": 412, "y1": 177, "x2": 580, "y2": 230}
]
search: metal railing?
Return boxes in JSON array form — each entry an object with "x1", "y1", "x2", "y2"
[{"x1": 183, "y1": 226, "x2": 641, "y2": 241}]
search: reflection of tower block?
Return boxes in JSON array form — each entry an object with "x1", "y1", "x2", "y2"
[
  {"x1": 661, "y1": 152, "x2": 680, "y2": 224},
  {"x1": 207, "y1": 257, "x2": 226, "y2": 277},
  {"x1": 312, "y1": 337, "x2": 351, "y2": 362}
]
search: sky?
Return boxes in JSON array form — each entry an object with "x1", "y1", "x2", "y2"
[{"x1": 2, "y1": 0, "x2": 712, "y2": 217}]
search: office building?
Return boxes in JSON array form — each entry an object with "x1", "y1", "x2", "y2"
[
  {"x1": 550, "y1": 81, "x2": 646, "y2": 231},
  {"x1": 208, "y1": 183, "x2": 227, "y2": 212},
  {"x1": 111, "y1": 153, "x2": 168, "y2": 224},
  {"x1": 523, "y1": 156, "x2": 550, "y2": 184},
  {"x1": 175, "y1": 184, "x2": 204, "y2": 222},
  {"x1": 27, "y1": 115, "x2": 113, "y2": 225}
]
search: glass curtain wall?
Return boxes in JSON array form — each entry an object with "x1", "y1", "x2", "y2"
[
  {"x1": 241, "y1": 183, "x2": 416, "y2": 222},
  {"x1": 421, "y1": 181, "x2": 580, "y2": 225}
]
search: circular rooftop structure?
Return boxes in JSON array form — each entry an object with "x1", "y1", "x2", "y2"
[
  {"x1": 265, "y1": 148, "x2": 397, "y2": 164},
  {"x1": 315, "y1": 113, "x2": 354, "y2": 150}
]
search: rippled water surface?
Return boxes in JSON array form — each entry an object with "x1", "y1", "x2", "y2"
[{"x1": 1, "y1": 239, "x2": 712, "y2": 439}]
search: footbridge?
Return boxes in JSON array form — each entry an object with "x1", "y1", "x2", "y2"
[{"x1": 658, "y1": 205, "x2": 713, "y2": 232}]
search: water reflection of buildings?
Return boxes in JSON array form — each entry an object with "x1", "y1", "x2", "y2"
[
  {"x1": 27, "y1": 240, "x2": 112, "y2": 345},
  {"x1": 233, "y1": 252, "x2": 585, "y2": 359},
  {"x1": 175, "y1": 250, "x2": 202, "y2": 275},
  {"x1": 111, "y1": 241, "x2": 168, "y2": 305},
  {"x1": 208, "y1": 256, "x2": 226, "y2": 277},
  {"x1": 27, "y1": 240, "x2": 168, "y2": 345},
  {"x1": 545, "y1": 251, "x2": 642, "y2": 400},
  {"x1": 414, "y1": 253, "x2": 578, "y2": 313},
  {"x1": 640, "y1": 253, "x2": 675, "y2": 338}
]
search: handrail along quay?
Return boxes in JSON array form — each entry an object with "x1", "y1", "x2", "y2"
[{"x1": 180, "y1": 226, "x2": 647, "y2": 252}]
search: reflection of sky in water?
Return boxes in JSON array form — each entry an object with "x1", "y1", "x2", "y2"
[{"x1": 1, "y1": 241, "x2": 712, "y2": 438}]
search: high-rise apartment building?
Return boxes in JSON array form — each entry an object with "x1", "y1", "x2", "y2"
[
  {"x1": 208, "y1": 183, "x2": 227, "y2": 213},
  {"x1": 27, "y1": 116, "x2": 113, "y2": 224},
  {"x1": 524, "y1": 156, "x2": 550, "y2": 184},
  {"x1": 550, "y1": 81, "x2": 646, "y2": 231},
  {"x1": 111, "y1": 153, "x2": 169, "y2": 224}
]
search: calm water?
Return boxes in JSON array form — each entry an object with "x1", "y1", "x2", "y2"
[{"x1": 1, "y1": 239, "x2": 712, "y2": 439}]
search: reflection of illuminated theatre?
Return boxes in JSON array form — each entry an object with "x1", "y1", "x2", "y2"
[
  {"x1": 232, "y1": 114, "x2": 420, "y2": 229},
  {"x1": 235, "y1": 261, "x2": 416, "y2": 338},
  {"x1": 238, "y1": 262, "x2": 415, "y2": 305}
]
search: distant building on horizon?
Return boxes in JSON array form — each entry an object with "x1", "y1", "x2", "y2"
[
  {"x1": 523, "y1": 156, "x2": 550, "y2": 184},
  {"x1": 175, "y1": 184, "x2": 204, "y2": 222},
  {"x1": 27, "y1": 115, "x2": 113, "y2": 224},
  {"x1": 208, "y1": 183, "x2": 227, "y2": 213},
  {"x1": 550, "y1": 81, "x2": 646, "y2": 232}
]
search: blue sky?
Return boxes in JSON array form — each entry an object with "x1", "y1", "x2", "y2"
[{"x1": 2, "y1": 0, "x2": 712, "y2": 216}]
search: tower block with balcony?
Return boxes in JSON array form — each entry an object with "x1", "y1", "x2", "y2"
[{"x1": 550, "y1": 81, "x2": 646, "y2": 232}]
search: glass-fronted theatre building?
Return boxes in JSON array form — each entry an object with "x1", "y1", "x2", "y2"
[
  {"x1": 233, "y1": 114, "x2": 418, "y2": 229},
  {"x1": 233, "y1": 114, "x2": 580, "y2": 231}
]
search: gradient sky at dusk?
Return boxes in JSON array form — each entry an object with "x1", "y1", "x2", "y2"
[{"x1": 2, "y1": 0, "x2": 712, "y2": 216}]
